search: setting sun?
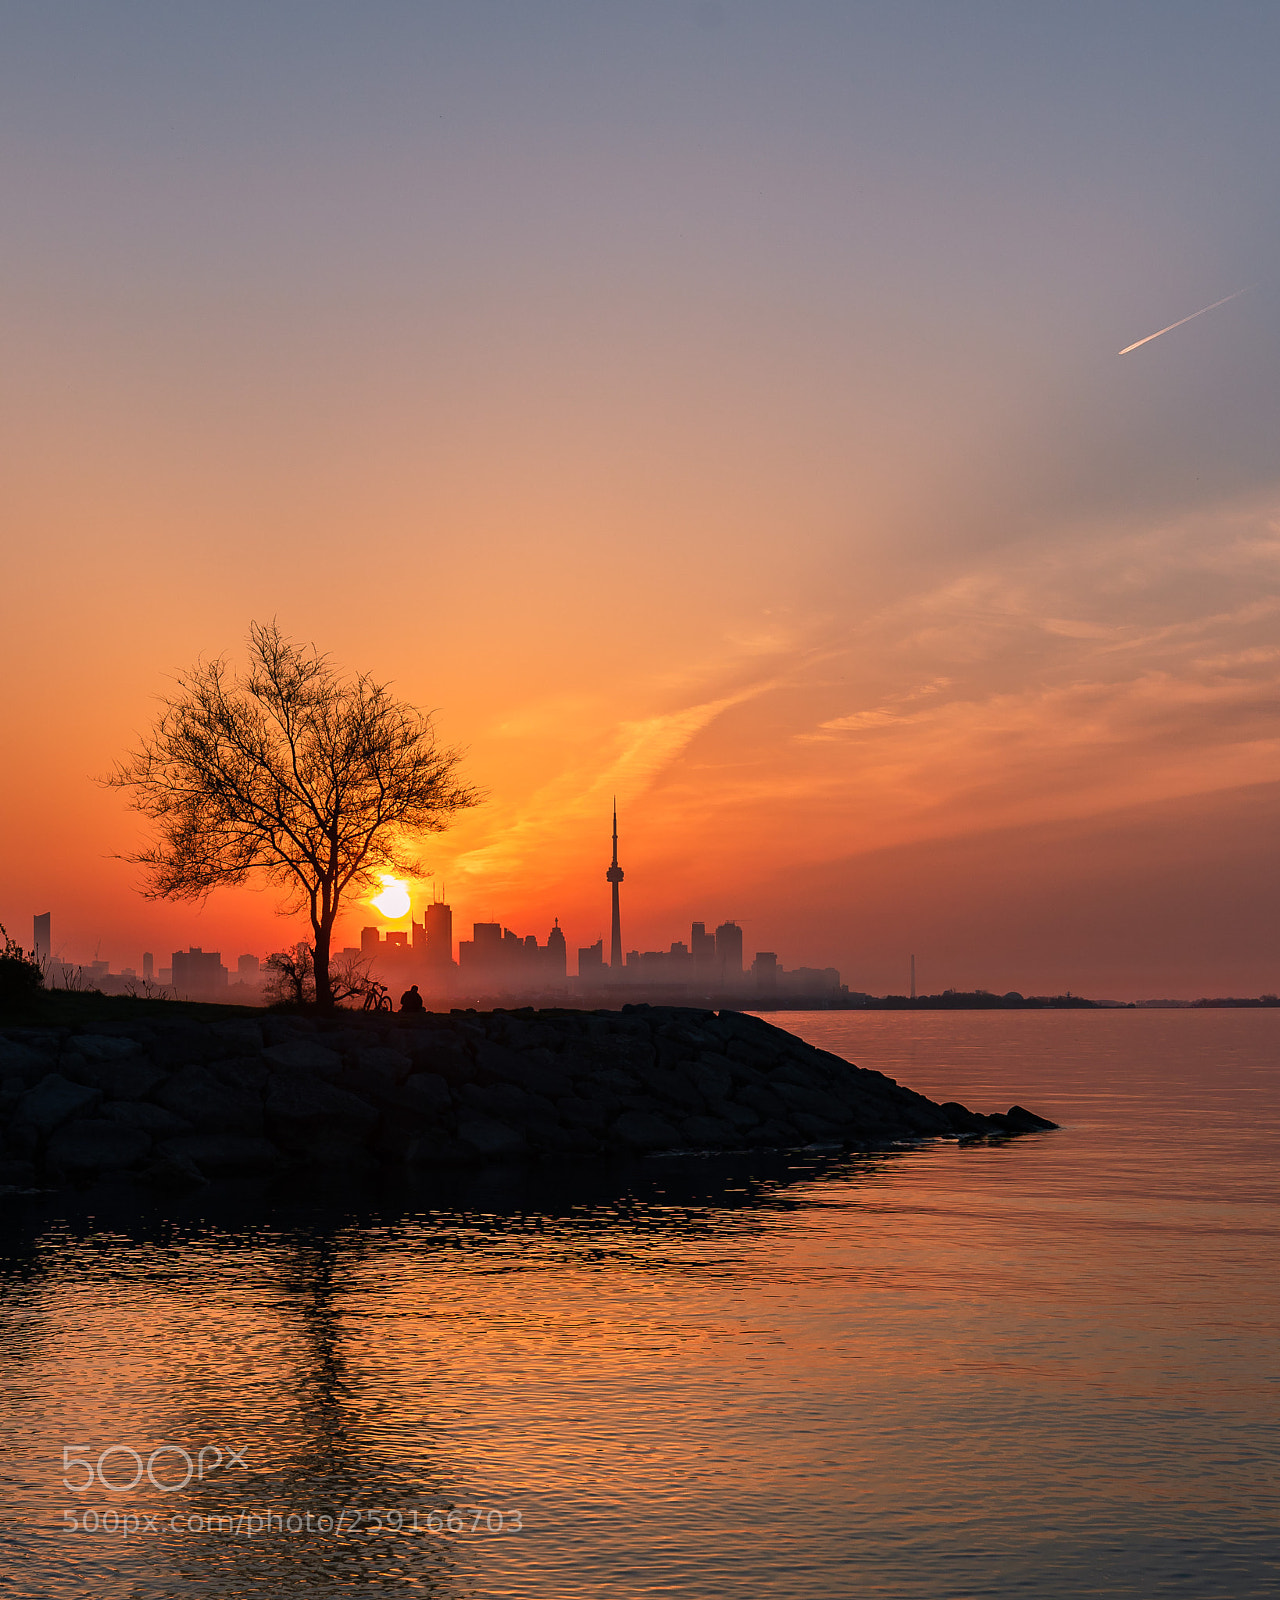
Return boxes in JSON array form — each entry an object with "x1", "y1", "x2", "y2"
[{"x1": 370, "y1": 875, "x2": 411, "y2": 920}]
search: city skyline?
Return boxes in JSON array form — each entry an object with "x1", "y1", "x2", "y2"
[{"x1": 22, "y1": 803, "x2": 845, "y2": 1002}]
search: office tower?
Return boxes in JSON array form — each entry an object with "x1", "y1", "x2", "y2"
[
  {"x1": 605, "y1": 800, "x2": 625, "y2": 969},
  {"x1": 546, "y1": 919, "x2": 567, "y2": 978},
  {"x1": 237, "y1": 954, "x2": 259, "y2": 977},
  {"x1": 142, "y1": 952, "x2": 154, "y2": 981},
  {"x1": 361, "y1": 926, "x2": 381, "y2": 954},
  {"x1": 578, "y1": 938, "x2": 604, "y2": 979},
  {"x1": 715, "y1": 921, "x2": 744, "y2": 978},
  {"x1": 33, "y1": 913, "x2": 50, "y2": 964},
  {"x1": 753, "y1": 951, "x2": 778, "y2": 994},
  {"x1": 424, "y1": 900, "x2": 453, "y2": 966},
  {"x1": 170, "y1": 947, "x2": 228, "y2": 998},
  {"x1": 690, "y1": 922, "x2": 716, "y2": 976}
]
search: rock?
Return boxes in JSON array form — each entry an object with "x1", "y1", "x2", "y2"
[
  {"x1": 46, "y1": 1119, "x2": 151, "y2": 1173},
  {"x1": 522, "y1": 1118, "x2": 601, "y2": 1156},
  {"x1": 679, "y1": 1115, "x2": 741, "y2": 1148},
  {"x1": 264, "y1": 1076, "x2": 379, "y2": 1161},
  {"x1": 155, "y1": 1066, "x2": 264, "y2": 1134},
  {"x1": 940, "y1": 1101, "x2": 985, "y2": 1134},
  {"x1": 1001, "y1": 1105, "x2": 1059, "y2": 1133},
  {"x1": 67, "y1": 1034, "x2": 142, "y2": 1062},
  {"x1": 640, "y1": 1067, "x2": 703, "y2": 1112},
  {"x1": 771, "y1": 1081, "x2": 854, "y2": 1125},
  {"x1": 403, "y1": 1132, "x2": 476, "y2": 1167},
  {"x1": 17, "y1": 1074, "x2": 102, "y2": 1135},
  {"x1": 157, "y1": 1134, "x2": 282, "y2": 1176},
  {"x1": 409, "y1": 1035, "x2": 470, "y2": 1080},
  {"x1": 459, "y1": 1080, "x2": 557, "y2": 1122},
  {"x1": 101, "y1": 1101, "x2": 191, "y2": 1135},
  {"x1": 402, "y1": 1071, "x2": 452, "y2": 1113},
  {"x1": 711, "y1": 1100, "x2": 760, "y2": 1130},
  {"x1": 149, "y1": 1024, "x2": 219, "y2": 1069},
  {"x1": 610, "y1": 1111, "x2": 681, "y2": 1152},
  {"x1": 263, "y1": 1016, "x2": 318, "y2": 1044},
  {"x1": 208, "y1": 1055, "x2": 272, "y2": 1092},
  {"x1": 262, "y1": 1040, "x2": 343, "y2": 1078},
  {"x1": 62, "y1": 1052, "x2": 166, "y2": 1102},
  {"x1": 140, "y1": 1148, "x2": 209, "y2": 1189},
  {"x1": 353, "y1": 1046, "x2": 414, "y2": 1083},
  {"x1": 0, "y1": 1038, "x2": 55, "y2": 1085},
  {"x1": 736, "y1": 1083, "x2": 794, "y2": 1122},
  {"x1": 209, "y1": 1020, "x2": 264, "y2": 1054},
  {"x1": 789, "y1": 1113, "x2": 847, "y2": 1143},
  {"x1": 457, "y1": 1115, "x2": 526, "y2": 1159},
  {"x1": 555, "y1": 1095, "x2": 611, "y2": 1132},
  {"x1": 693, "y1": 1057, "x2": 734, "y2": 1102}
]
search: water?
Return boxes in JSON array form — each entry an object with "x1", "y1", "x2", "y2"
[{"x1": 1, "y1": 1010, "x2": 1277, "y2": 1598}]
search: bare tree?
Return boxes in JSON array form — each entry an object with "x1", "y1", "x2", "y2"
[{"x1": 110, "y1": 622, "x2": 479, "y2": 1008}]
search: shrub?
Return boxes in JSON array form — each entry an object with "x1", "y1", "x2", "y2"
[{"x1": 0, "y1": 925, "x2": 45, "y2": 1006}]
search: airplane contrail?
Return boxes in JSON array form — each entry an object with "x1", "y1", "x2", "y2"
[{"x1": 1119, "y1": 285, "x2": 1254, "y2": 355}]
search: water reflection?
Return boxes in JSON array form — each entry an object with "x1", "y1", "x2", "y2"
[{"x1": 0, "y1": 1148, "x2": 902, "y2": 1600}]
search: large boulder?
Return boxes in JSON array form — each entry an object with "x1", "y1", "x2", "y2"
[
  {"x1": 458, "y1": 1080, "x2": 557, "y2": 1122},
  {"x1": 62, "y1": 1050, "x2": 166, "y2": 1102},
  {"x1": 261, "y1": 1040, "x2": 343, "y2": 1079},
  {"x1": 456, "y1": 1115, "x2": 526, "y2": 1159},
  {"x1": 0, "y1": 1037, "x2": 57, "y2": 1086},
  {"x1": 46, "y1": 1119, "x2": 151, "y2": 1174},
  {"x1": 101, "y1": 1100, "x2": 191, "y2": 1136},
  {"x1": 17, "y1": 1074, "x2": 102, "y2": 1135},
  {"x1": 610, "y1": 1111, "x2": 681, "y2": 1152},
  {"x1": 156, "y1": 1134, "x2": 283, "y2": 1176},
  {"x1": 352, "y1": 1046, "x2": 414, "y2": 1084},
  {"x1": 679, "y1": 1114, "x2": 741, "y2": 1148},
  {"x1": 264, "y1": 1076, "x2": 378, "y2": 1162},
  {"x1": 154, "y1": 1066, "x2": 264, "y2": 1134},
  {"x1": 209, "y1": 1020, "x2": 264, "y2": 1055}
]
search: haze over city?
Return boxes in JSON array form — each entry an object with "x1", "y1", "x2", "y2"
[{"x1": 4, "y1": 4, "x2": 1280, "y2": 998}]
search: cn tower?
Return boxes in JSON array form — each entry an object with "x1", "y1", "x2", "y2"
[{"x1": 606, "y1": 798, "x2": 624, "y2": 969}]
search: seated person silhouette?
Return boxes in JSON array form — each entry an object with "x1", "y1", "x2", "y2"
[{"x1": 399, "y1": 983, "x2": 425, "y2": 1014}]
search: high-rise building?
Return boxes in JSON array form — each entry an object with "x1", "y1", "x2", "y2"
[
  {"x1": 237, "y1": 954, "x2": 260, "y2": 977},
  {"x1": 606, "y1": 801, "x2": 624, "y2": 969},
  {"x1": 715, "y1": 921, "x2": 743, "y2": 978},
  {"x1": 33, "y1": 913, "x2": 50, "y2": 965},
  {"x1": 578, "y1": 938, "x2": 604, "y2": 979},
  {"x1": 691, "y1": 922, "x2": 716, "y2": 976},
  {"x1": 171, "y1": 947, "x2": 228, "y2": 997},
  {"x1": 142, "y1": 952, "x2": 154, "y2": 981},
  {"x1": 361, "y1": 926, "x2": 381, "y2": 955},
  {"x1": 424, "y1": 900, "x2": 453, "y2": 966},
  {"x1": 752, "y1": 951, "x2": 778, "y2": 994},
  {"x1": 546, "y1": 919, "x2": 567, "y2": 978}
]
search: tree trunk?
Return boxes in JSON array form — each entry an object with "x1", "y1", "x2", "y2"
[{"x1": 313, "y1": 918, "x2": 335, "y2": 1010}]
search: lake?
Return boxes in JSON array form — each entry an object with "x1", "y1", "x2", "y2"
[{"x1": 1, "y1": 1009, "x2": 1277, "y2": 1597}]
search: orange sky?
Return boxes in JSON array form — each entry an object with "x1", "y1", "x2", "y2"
[{"x1": 2, "y1": 7, "x2": 1279, "y2": 998}]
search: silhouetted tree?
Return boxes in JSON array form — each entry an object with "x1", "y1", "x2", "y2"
[{"x1": 110, "y1": 622, "x2": 478, "y2": 1008}]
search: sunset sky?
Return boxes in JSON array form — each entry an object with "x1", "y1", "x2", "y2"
[{"x1": 3, "y1": 3, "x2": 1279, "y2": 998}]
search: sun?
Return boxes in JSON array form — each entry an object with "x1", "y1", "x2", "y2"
[{"x1": 370, "y1": 875, "x2": 411, "y2": 920}]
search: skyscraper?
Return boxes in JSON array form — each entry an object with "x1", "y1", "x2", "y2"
[
  {"x1": 423, "y1": 899, "x2": 453, "y2": 967},
  {"x1": 33, "y1": 912, "x2": 50, "y2": 965},
  {"x1": 715, "y1": 920, "x2": 744, "y2": 979},
  {"x1": 606, "y1": 800, "x2": 624, "y2": 970}
]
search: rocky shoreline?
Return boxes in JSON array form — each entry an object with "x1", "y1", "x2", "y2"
[{"x1": 0, "y1": 1005, "x2": 1056, "y2": 1192}]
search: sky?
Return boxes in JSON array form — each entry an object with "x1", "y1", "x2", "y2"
[{"x1": 2, "y1": 2, "x2": 1279, "y2": 999}]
